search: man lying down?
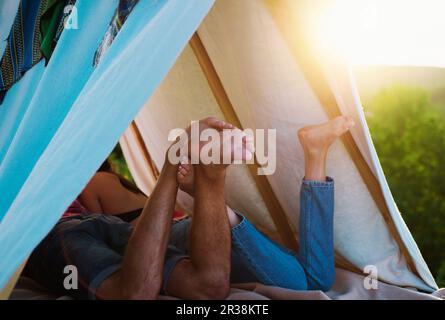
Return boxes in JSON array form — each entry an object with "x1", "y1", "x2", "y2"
[{"x1": 26, "y1": 116, "x2": 354, "y2": 300}]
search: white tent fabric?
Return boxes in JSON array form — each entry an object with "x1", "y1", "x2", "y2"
[
  {"x1": 0, "y1": 0, "x2": 438, "y2": 297},
  {"x1": 0, "y1": 0, "x2": 215, "y2": 290},
  {"x1": 321, "y1": 62, "x2": 436, "y2": 290},
  {"x1": 120, "y1": 0, "x2": 437, "y2": 293},
  {"x1": 119, "y1": 126, "x2": 158, "y2": 194}
]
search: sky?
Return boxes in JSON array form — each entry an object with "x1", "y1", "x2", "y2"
[{"x1": 318, "y1": 0, "x2": 445, "y2": 68}]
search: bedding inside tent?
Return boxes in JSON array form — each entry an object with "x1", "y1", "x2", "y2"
[{"x1": 0, "y1": 0, "x2": 441, "y2": 299}]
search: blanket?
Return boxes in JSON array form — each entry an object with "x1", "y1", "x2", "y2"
[{"x1": 11, "y1": 269, "x2": 444, "y2": 300}]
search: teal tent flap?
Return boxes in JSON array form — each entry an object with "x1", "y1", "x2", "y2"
[{"x1": 0, "y1": 0, "x2": 214, "y2": 289}]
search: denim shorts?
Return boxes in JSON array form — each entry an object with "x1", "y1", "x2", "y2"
[
  {"x1": 26, "y1": 214, "x2": 190, "y2": 299},
  {"x1": 27, "y1": 213, "x2": 295, "y2": 299}
]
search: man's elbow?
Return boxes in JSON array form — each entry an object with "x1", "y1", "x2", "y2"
[
  {"x1": 196, "y1": 271, "x2": 230, "y2": 300},
  {"x1": 117, "y1": 275, "x2": 161, "y2": 300},
  {"x1": 120, "y1": 285, "x2": 160, "y2": 300}
]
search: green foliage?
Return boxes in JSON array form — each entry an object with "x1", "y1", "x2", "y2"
[
  {"x1": 108, "y1": 144, "x2": 135, "y2": 183},
  {"x1": 365, "y1": 85, "x2": 445, "y2": 287}
]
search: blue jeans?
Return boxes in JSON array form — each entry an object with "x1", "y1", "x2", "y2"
[
  {"x1": 230, "y1": 177, "x2": 335, "y2": 291},
  {"x1": 168, "y1": 177, "x2": 336, "y2": 292}
]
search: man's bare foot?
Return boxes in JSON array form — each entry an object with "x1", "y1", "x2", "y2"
[
  {"x1": 177, "y1": 161, "x2": 194, "y2": 196},
  {"x1": 177, "y1": 160, "x2": 242, "y2": 227},
  {"x1": 193, "y1": 124, "x2": 254, "y2": 181},
  {"x1": 298, "y1": 116, "x2": 355, "y2": 156}
]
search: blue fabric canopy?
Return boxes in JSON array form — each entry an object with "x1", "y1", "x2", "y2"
[
  {"x1": 0, "y1": 1, "x2": 20, "y2": 57},
  {"x1": 0, "y1": 0, "x2": 214, "y2": 289}
]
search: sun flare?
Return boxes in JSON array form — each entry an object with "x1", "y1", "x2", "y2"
[{"x1": 318, "y1": 0, "x2": 445, "y2": 67}]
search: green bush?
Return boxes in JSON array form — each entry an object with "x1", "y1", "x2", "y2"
[
  {"x1": 365, "y1": 85, "x2": 445, "y2": 287},
  {"x1": 109, "y1": 144, "x2": 135, "y2": 183}
]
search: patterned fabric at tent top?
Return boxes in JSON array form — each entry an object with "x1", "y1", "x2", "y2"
[
  {"x1": 93, "y1": 0, "x2": 140, "y2": 67},
  {"x1": 0, "y1": 0, "x2": 47, "y2": 104},
  {"x1": 0, "y1": 0, "x2": 74, "y2": 104},
  {"x1": 40, "y1": 0, "x2": 77, "y2": 62}
]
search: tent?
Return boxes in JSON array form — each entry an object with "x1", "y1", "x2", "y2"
[{"x1": 0, "y1": 0, "x2": 441, "y2": 299}]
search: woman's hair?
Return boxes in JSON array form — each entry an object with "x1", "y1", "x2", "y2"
[{"x1": 98, "y1": 159, "x2": 145, "y2": 196}]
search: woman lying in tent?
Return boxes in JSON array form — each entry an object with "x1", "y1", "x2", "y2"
[{"x1": 25, "y1": 115, "x2": 354, "y2": 300}]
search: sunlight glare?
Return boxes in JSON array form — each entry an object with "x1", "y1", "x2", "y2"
[{"x1": 318, "y1": 0, "x2": 445, "y2": 67}]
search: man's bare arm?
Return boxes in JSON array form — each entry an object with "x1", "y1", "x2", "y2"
[
  {"x1": 96, "y1": 117, "x2": 233, "y2": 300},
  {"x1": 96, "y1": 159, "x2": 179, "y2": 300}
]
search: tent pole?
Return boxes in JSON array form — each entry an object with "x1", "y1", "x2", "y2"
[
  {"x1": 129, "y1": 121, "x2": 192, "y2": 216},
  {"x1": 130, "y1": 121, "x2": 160, "y2": 179},
  {"x1": 0, "y1": 259, "x2": 27, "y2": 300},
  {"x1": 265, "y1": 0, "x2": 418, "y2": 275},
  {"x1": 189, "y1": 33, "x2": 298, "y2": 251}
]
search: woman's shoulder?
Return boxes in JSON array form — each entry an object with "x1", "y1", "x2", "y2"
[
  {"x1": 85, "y1": 171, "x2": 120, "y2": 190},
  {"x1": 94, "y1": 171, "x2": 120, "y2": 180}
]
